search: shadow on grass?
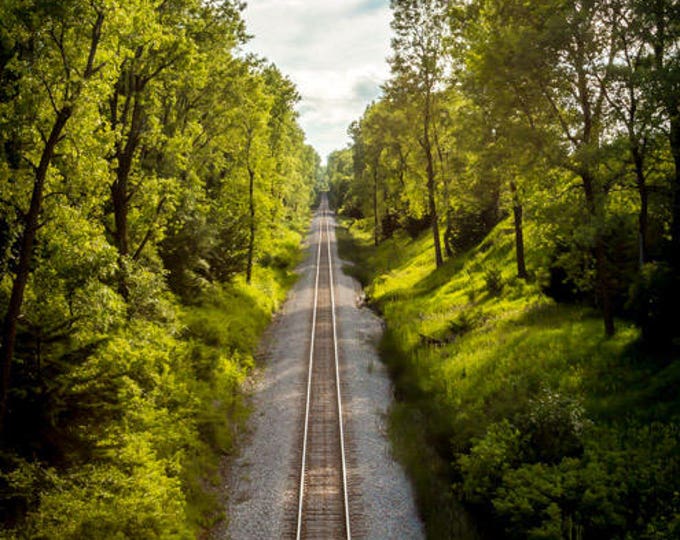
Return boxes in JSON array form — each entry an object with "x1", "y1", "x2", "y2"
[
  {"x1": 335, "y1": 225, "x2": 374, "y2": 286},
  {"x1": 587, "y1": 338, "x2": 680, "y2": 422},
  {"x1": 410, "y1": 255, "x2": 468, "y2": 296}
]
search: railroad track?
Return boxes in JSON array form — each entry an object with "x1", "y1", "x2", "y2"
[{"x1": 295, "y1": 196, "x2": 352, "y2": 540}]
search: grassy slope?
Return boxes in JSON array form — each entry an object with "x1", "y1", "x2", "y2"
[
  {"x1": 182, "y1": 226, "x2": 305, "y2": 531},
  {"x1": 338, "y1": 219, "x2": 680, "y2": 539},
  {"x1": 1, "y1": 228, "x2": 306, "y2": 539}
]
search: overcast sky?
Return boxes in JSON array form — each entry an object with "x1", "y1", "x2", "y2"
[{"x1": 241, "y1": 0, "x2": 393, "y2": 163}]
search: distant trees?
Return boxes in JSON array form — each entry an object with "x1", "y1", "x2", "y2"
[{"x1": 329, "y1": 0, "x2": 680, "y2": 341}]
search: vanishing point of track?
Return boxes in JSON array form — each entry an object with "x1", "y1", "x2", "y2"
[{"x1": 295, "y1": 196, "x2": 352, "y2": 540}]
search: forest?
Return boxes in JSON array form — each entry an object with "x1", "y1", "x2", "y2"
[
  {"x1": 1, "y1": 0, "x2": 679, "y2": 537},
  {"x1": 328, "y1": 0, "x2": 680, "y2": 538},
  {"x1": 0, "y1": 0, "x2": 318, "y2": 535}
]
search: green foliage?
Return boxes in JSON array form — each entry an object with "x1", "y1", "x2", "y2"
[
  {"x1": 446, "y1": 205, "x2": 497, "y2": 256},
  {"x1": 0, "y1": 260, "x2": 295, "y2": 536},
  {"x1": 520, "y1": 390, "x2": 587, "y2": 464},
  {"x1": 489, "y1": 423, "x2": 680, "y2": 540},
  {"x1": 458, "y1": 420, "x2": 522, "y2": 504},
  {"x1": 483, "y1": 266, "x2": 504, "y2": 296},
  {"x1": 18, "y1": 452, "x2": 190, "y2": 539},
  {"x1": 0, "y1": 0, "x2": 316, "y2": 534},
  {"x1": 332, "y1": 4, "x2": 680, "y2": 535}
]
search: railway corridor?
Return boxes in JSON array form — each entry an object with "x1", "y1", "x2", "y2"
[
  {"x1": 295, "y1": 197, "x2": 350, "y2": 539},
  {"x1": 220, "y1": 196, "x2": 423, "y2": 540}
]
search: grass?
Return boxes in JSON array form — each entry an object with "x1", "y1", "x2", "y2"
[
  {"x1": 337, "y1": 217, "x2": 680, "y2": 539},
  {"x1": 178, "y1": 228, "x2": 305, "y2": 533}
]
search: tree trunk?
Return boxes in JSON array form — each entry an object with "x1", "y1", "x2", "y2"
[
  {"x1": 426, "y1": 150, "x2": 443, "y2": 267},
  {"x1": 510, "y1": 181, "x2": 528, "y2": 280},
  {"x1": 595, "y1": 236, "x2": 615, "y2": 337},
  {"x1": 632, "y1": 148, "x2": 648, "y2": 267},
  {"x1": 111, "y1": 96, "x2": 143, "y2": 259},
  {"x1": 111, "y1": 173, "x2": 129, "y2": 258},
  {"x1": 443, "y1": 183, "x2": 453, "y2": 258},
  {"x1": 669, "y1": 113, "x2": 680, "y2": 271},
  {"x1": 373, "y1": 164, "x2": 380, "y2": 246},
  {"x1": 434, "y1": 130, "x2": 453, "y2": 258},
  {"x1": 110, "y1": 95, "x2": 144, "y2": 299},
  {"x1": 423, "y1": 93, "x2": 443, "y2": 268},
  {"x1": 582, "y1": 171, "x2": 615, "y2": 337},
  {"x1": 246, "y1": 166, "x2": 256, "y2": 284},
  {"x1": 0, "y1": 106, "x2": 72, "y2": 432}
]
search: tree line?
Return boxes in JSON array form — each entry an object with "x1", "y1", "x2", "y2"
[
  {"x1": 328, "y1": 0, "x2": 680, "y2": 343},
  {"x1": 0, "y1": 0, "x2": 318, "y2": 534}
]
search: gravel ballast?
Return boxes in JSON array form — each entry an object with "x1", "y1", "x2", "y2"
[{"x1": 212, "y1": 212, "x2": 424, "y2": 539}]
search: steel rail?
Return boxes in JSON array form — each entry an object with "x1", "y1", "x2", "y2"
[
  {"x1": 325, "y1": 210, "x2": 352, "y2": 539},
  {"x1": 295, "y1": 201, "x2": 351, "y2": 540},
  {"x1": 295, "y1": 209, "x2": 323, "y2": 540}
]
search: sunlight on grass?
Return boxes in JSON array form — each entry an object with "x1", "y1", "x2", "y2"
[{"x1": 339, "y1": 216, "x2": 679, "y2": 540}]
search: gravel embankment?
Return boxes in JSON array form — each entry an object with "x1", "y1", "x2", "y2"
[{"x1": 212, "y1": 212, "x2": 424, "y2": 539}]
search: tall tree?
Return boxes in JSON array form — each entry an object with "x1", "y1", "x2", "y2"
[
  {"x1": 605, "y1": 2, "x2": 658, "y2": 266},
  {"x1": 633, "y1": 0, "x2": 680, "y2": 269},
  {"x1": 0, "y1": 0, "x2": 113, "y2": 431},
  {"x1": 387, "y1": 0, "x2": 450, "y2": 267},
  {"x1": 469, "y1": 0, "x2": 622, "y2": 335}
]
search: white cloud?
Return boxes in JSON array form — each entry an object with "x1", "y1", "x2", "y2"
[{"x1": 241, "y1": 0, "x2": 392, "y2": 162}]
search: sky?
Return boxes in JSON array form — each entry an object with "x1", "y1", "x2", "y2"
[{"x1": 240, "y1": 0, "x2": 393, "y2": 163}]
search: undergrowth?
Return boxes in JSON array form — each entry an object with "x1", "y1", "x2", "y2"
[
  {"x1": 0, "y1": 231, "x2": 304, "y2": 539},
  {"x1": 338, "y1": 218, "x2": 680, "y2": 540}
]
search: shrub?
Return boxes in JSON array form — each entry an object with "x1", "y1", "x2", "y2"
[
  {"x1": 493, "y1": 462, "x2": 565, "y2": 540},
  {"x1": 403, "y1": 213, "x2": 432, "y2": 239},
  {"x1": 626, "y1": 262, "x2": 678, "y2": 348},
  {"x1": 445, "y1": 206, "x2": 495, "y2": 255},
  {"x1": 457, "y1": 420, "x2": 522, "y2": 504},
  {"x1": 483, "y1": 423, "x2": 680, "y2": 539},
  {"x1": 519, "y1": 389, "x2": 587, "y2": 464},
  {"x1": 449, "y1": 308, "x2": 485, "y2": 337},
  {"x1": 483, "y1": 266, "x2": 504, "y2": 296}
]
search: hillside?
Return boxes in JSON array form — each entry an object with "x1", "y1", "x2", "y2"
[{"x1": 339, "y1": 217, "x2": 680, "y2": 539}]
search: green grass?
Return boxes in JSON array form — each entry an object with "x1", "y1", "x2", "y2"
[
  {"x1": 179, "y1": 230, "x2": 304, "y2": 531},
  {"x1": 338, "y1": 217, "x2": 680, "y2": 540}
]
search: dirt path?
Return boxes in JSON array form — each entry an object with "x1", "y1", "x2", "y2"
[{"x1": 212, "y1": 204, "x2": 424, "y2": 539}]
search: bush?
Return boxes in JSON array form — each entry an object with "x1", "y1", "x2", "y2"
[
  {"x1": 493, "y1": 462, "x2": 566, "y2": 540},
  {"x1": 626, "y1": 262, "x2": 678, "y2": 348},
  {"x1": 458, "y1": 420, "x2": 522, "y2": 504},
  {"x1": 483, "y1": 266, "x2": 504, "y2": 296},
  {"x1": 403, "y1": 213, "x2": 432, "y2": 239},
  {"x1": 445, "y1": 206, "x2": 494, "y2": 255},
  {"x1": 519, "y1": 389, "x2": 587, "y2": 464},
  {"x1": 18, "y1": 453, "x2": 191, "y2": 539},
  {"x1": 449, "y1": 308, "x2": 485, "y2": 337},
  {"x1": 469, "y1": 423, "x2": 680, "y2": 540}
]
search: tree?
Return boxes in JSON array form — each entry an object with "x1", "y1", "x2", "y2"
[
  {"x1": 326, "y1": 149, "x2": 355, "y2": 213},
  {"x1": 469, "y1": 0, "x2": 623, "y2": 335},
  {"x1": 634, "y1": 0, "x2": 680, "y2": 268},
  {"x1": 105, "y1": 0, "x2": 230, "y2": 295},
  {"x1": 0, "y1": 0, "x2": 319, "y2": 532},
  {"x1": 0, "y1": 0, "x2": 113, "y2": 432},
  {"x1": 225, "y1": 65, "x2": 273, "y2": 284},
  {"x1": 387, "y1": 0, "x2": 451, "y2": 267}
]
